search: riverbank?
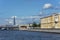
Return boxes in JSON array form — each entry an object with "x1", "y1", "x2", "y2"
[
  {"x1": 0, "y1": 30, "x2": 60, "y2": 40},
  {"x1": 27, "y1": 29, "x2": 60, "y2": 34}
]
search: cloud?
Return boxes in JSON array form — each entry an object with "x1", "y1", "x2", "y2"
[
  {"x1": 54, "y1": 6, "x2": 60, "y2": 10},
  {"x1": 5, "y1": 19, "x2": 13, "y2": 24},
  {"x1": 5, "y1": 15, "x2": 40, "y2": 25},
  {"x1": 43, "y1": 3, "x2": 52, "y2": 9},
  {"x1": 5, "y1": 19, "x2": 9, "y2": 21},
  {"x1": 9, "y1": 21, "x2": 13, "y2": 24},
  {"x1": 8, "y1": 20, "x2": 13, "y2": 24},
  {"x1": 16, "y1": 20, "x2": 24, "y2": 23},
  {"x1": 39, "y1": 12, "x2": 43, "y2": 15},
  {"x1": 26, "y1": 16, "x2": 39, "y2": 19},
  {"x1": 20, "y1": 17, "x2": 26, "y2": 19},
  {"x1": 58, "y1": 2, "x2": 60, "y2": 4},
  {"x1": 20, "y1": 16, "x2": 39, "y2": 19},
  {"x1": 11, "y1": 16, "x2": 17, "y2": 18}
]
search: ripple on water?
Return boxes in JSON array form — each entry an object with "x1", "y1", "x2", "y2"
[{"x1": 0, "y1": 30, "x2": 60, "y2": 40}]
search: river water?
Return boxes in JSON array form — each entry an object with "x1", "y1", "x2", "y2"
[{"x1": 0, "y1": 30, "x2": 60, "y2": 40}]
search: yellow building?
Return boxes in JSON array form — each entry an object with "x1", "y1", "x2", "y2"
[{"x1": 41, "y1": 13, "x2": 60, "y2": 29}]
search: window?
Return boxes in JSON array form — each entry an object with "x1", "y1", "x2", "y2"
[
  {"x1": 54, "y1": 15, "x2": 58, "y2": 23},
  {"x1": 48, "y1": 18, "x2": 50, "y2": 23},
  {"x1": 41, "y1": 19, "x2": 45, "y2": 23}
]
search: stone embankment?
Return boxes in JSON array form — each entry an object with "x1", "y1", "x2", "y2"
[{"x1": 28, "y1": 29, "x2": 60, "y2": 34}]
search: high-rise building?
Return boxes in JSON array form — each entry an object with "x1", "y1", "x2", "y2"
[{"x1": 13, "y1": 16, "x2": 16, "y2": 25}]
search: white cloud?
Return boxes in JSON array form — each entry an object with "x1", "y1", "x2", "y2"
[
  {"x1": 8, "y1": 19, "x2": 13, "y2": 24},
  {"x1": 43, "y1": 3, "x2": 52, "y2": 9},
  {"x1": 5, "y1": 19, "x2": 13, "y2": 24},
  {"x1": 9, "y1": 21, "x2": 13, "y2": 24},
  {"x1": 28, "y1": 16, "x2": 39, "y2": 19},
  {"x1": 20, "y1": 16, "x2": 39, "y2": 19},
  {"x1": 39, "y1": 12, "x2": 43, "y2": 14},
  {"x1": 20, "y1": 17, "x2": 25, "y2": 19},
  {"x1": 11, "y1": 16, "x2": 17, "y2": 18}
]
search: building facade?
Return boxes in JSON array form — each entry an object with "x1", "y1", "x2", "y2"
[
  {"x1": 41, "y1": 13, "x2": 60, "y2": 29},
  {"x1": 19, "y1": 24, "x2": 30, "y2": 30}
]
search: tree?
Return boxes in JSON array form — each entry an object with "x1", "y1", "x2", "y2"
[
  {"x1": 37, "y1": 23, "x2": 41, "y2": 27},
  {"x1": 32, "y1": 22, "x2": 37, "y2": 27}
]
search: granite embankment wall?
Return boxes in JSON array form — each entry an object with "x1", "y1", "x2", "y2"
[{"x1": 28, "y1": 28, "x2": 60, "y2": 33}]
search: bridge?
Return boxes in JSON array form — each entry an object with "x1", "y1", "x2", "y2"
[{"x1": 0, "y1": 25, "x2": 19, "y2": 30}]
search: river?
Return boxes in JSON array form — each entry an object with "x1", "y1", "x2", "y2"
[{"x1": 0, "y1": 30, "x2": 60, "y2": 40}]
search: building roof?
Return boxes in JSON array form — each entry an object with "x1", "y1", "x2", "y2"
[{"x1": 40, "y1": 12, "x2": 60, "y2": 19}]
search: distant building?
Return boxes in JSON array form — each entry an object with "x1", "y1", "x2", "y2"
[
  {"x1": 19, "y1": 24, "x2": 30, "y2": 30},
  {"x1": 0, "y1": 25, "x2": 19, "y2": 30},
  {"x1": 40, "y1": 13, "x2": 60, "y2": 29}
]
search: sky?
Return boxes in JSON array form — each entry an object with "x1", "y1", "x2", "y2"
[
  {"x1": 0, "y1": 0, "x2": 60, "y2": 25},
  {"x1": 0, "y1": 0, "x2": 60, "y2": 18}
]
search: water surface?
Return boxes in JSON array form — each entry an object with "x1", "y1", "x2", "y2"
[{"x1": 0, "y1": 30, "x2": 60, "y2": 40}]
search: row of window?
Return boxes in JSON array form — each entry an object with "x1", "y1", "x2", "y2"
[{"x1": 41, "y1": 15, "x2": 59, "y2": 23}]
